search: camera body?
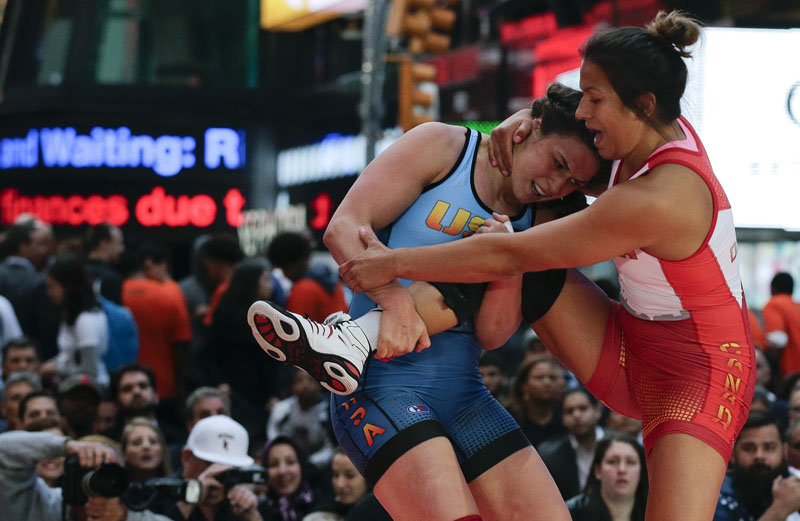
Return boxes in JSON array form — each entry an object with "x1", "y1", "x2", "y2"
[
  {"x1": 62, "y1": 454, "x2": 130, "y2": 505},
  {"x1": 215, "y1": 465, "x2": 268, "y2": 488},
  {"x1": 123, "y1": 478, "x2": 203, "y2": 511}
]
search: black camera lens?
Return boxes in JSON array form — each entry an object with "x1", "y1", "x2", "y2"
[
  {"x1": 122, "y1": 478, "x2": 204, "y2": 511},
  {"x1": 215, "y1": 465, "x2": 267, "y2": 488},
  {"x1": 83, "y1": 463, "x2": 130, "y2": 498},
  {"x1": 122, "y1": 483, "x2": 158, "y2": 512}
]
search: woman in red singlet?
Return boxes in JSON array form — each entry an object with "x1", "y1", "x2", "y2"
[{"x1": 341, "y1": 11, "x2": 755, "y2": 521}]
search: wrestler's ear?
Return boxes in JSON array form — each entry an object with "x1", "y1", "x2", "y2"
[{"x1": 635, "y1": 92, "x2": 657, "y2": 120}]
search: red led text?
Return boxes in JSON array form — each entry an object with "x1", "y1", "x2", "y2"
[{"x1": 1, "y1": 187, "x2": 246, "y2": 228}]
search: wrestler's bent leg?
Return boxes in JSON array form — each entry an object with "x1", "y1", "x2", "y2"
[{"x1": 531, "y1": 269, "x2": 610, "y2": 383}]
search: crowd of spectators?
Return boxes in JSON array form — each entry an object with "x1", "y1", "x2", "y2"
[{"x1": 0, "y1": 214, "x2": 799, "y2": 521}]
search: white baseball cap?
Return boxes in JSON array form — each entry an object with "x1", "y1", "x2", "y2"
[{"x1": 186, "y1": 415, "x2": 254, "y2": 467}]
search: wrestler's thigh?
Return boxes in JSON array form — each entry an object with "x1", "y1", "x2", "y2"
[
  {"x1": 531, "y1": 268, "x2": 611, "y2": 382},
  {"x1": 373, "y1": 437, "x2": 479, "y2": 521},
  {"x1": 645, "y1": 433, "x2": 726, "y2": 521},
  {"x1": 469, "y1": 446, "x2": 570, "y2": 521}
]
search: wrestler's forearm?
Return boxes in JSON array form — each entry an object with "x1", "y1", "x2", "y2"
[
  {"x1": 326, "y1": 214, "x2": 412, "y2": 307},
  {"x1": 366, "y1": 282, "x2": 416, "y2": 312},
  {"x1": 390, "y1": 233, "x2": 529, "y2": 283}
]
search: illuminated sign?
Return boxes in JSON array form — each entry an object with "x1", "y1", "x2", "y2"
[
  {"x1": 680, "y1": 28, "x2": 800, "y2": 231},
  {"x1": 1, "y1": 189, "x2": 129, "y2": 226},
  {"x1": 0, "y1": 127, "x2": 245, "y2": 177},
  {"x1": 237, "y1": 206, "x2": 308, "y2": 256},
  {"x1": 261, "y1": 0, "x2": 367, "y2": 31},
  {"x1": 787, "y1": 82, "x2": 800, "y2": 128},
  {"x1": 500, "y1": 12, "x2": 558, "y2": 48},
  {"x1": 309, "y1": 192, "x2": 333, "y2": 230},
  {"x1": 278, "y1": 124, "x2": 499, "y2": 187},
  {"x1": 531, "y1": 25, "x2": 593, "y2": 98},
  {"x1": 0, "y1": 187, "x2": 246, "y2": 228},
  {"x1": 277, "y1": 129, "x2": 401, "y2": 186},
  {"x1": 285, "y1": 176, "x2": 357, "y2": 248}
]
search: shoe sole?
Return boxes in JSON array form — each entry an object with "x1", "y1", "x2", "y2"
[{"x1": 247, "y1": 301, "x2": 361, "y2": 395}]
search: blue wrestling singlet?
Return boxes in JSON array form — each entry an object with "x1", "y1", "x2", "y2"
[{"x1": 332, "y1": 127, "x2": 534, "y2": 485}]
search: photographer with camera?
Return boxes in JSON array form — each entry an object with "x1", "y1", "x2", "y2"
[
  {"x1": 169, "y1": 415, "x2": 266, "y2": 521},
  {"x1": 0, "y1": 426, "x2": 172, "y2": 521}
]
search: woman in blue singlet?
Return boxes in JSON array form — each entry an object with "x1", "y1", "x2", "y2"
[{"x1": 250, "y1": 83, "x2": 609, "y2": 521}]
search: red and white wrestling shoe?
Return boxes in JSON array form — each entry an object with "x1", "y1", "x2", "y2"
[{"x1": 247, "y1": 301, "x2": 370, "y2": 395}]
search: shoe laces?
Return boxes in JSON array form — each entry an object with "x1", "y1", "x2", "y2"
[
  {"x1": 323, "y1": 311, "x2": 352, "y2": 325},
  {"x1": 305, "y1": 312, "x2": 353, "y2": 342}
]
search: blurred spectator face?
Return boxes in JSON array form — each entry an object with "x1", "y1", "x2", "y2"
[
  {"x1": 1, "y1": 380, "x2": 35, "y2": 430},
  {"x1": 594, "y1": 441, "x2": 641, "y2": 501},
  {"x1": 182, "y1": 450, "x2": 211, "y2": 480},
  {"x1": 93, "y1": 400, "x2": 118, "y2": 433},
  {"x1": 785, "y1": 424, "x2": 800, "y2": 469},
  {"x1": 118, "y1": 371, "x2": 157, "y2": 410},
  {"x1": 755, "y1": 350, "x2": 771, "y2": 389},
  {"x1": 331, "y1": 453, "x2": 367, "y2": 505},
  {"x1": 789, "y1": 389, "x2": 800, "y2": 427},
  {"x1": 190, "y1": 396, "x2": 230, "y2": 430},
  {"x1": 523, "y1": 361, "x2": 561, "y2": 402},
  {"x1": 45, "y1": 276, "x2": 65, "y2": 306},
  {"x1": 606, "y1": 410, "x2": 643, "y2": 437},
  {"x1": 124, "y1": 424, "x2": 164, "y2": 474},
  {"x1": 480, "y1": 364, "x2": 504, "y2": 395},
  {"x1": 554, "y1": 365, "x2": 568, "y2": 400},
  {"x1": 733, "y1": 423, "x2": 783, "y2": 472},
  {"x1": 19, "y1": 223, "x2": 53, "y2": 271},
  {"x1": 37, "y1": 426, "x2": 66, "y2": 486},
  {"x1": 283, "y1": 258, "x2": 310, "y2": 282},
  {"x1": 182, "y1": 415, "x2": 252, "y2": 507},
  {"x1": 526, "y1": 338, "x2": 547, "y2": 356},
  {"x1": 292, "y1": 370, "x2": 322, "y2": 404},
  {"x1": 2, "y1": 345, "x2": 39, "y2": 377},
  {"x1": 266, "y1": 442, "x2": 303, "y2": 496},
  {"x1": 181, "y1": 451, "x2": 226, "y2": 506},
  {"x1": 562, "y1": 392, "x2": 600, "y2": 438},
  {"x1": 143, "y1": 259, "x2": 169, "y2": 282},
  {"x1": 258, "y1": 271, "x2": 274, "y2": 300},
  {"x1": 751, "y1": 394, "x2": 771, "y2": 414},
  {"x1": 106, "y1": 227, "x2": 125, "y2": 264},
  {"x1": 731, "y1": 421, "x2": 786, "y2": 510},
  {"x1": 60, "y1": 388, "x2": 100, "y2": 438},
  {"x1": 21, "y1": 395, "x2": 59, "y2": 427},
  {"x1": 202, "y1": 258, "x2": 227, "y2": 285}
]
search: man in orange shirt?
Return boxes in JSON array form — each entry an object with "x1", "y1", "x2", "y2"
[
  {"x1": 122, "y1": 244, "x2": 192, "y2": 401},
  {"x1": 763, "y1": 272, "x2": 800, "y2": 377}
]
